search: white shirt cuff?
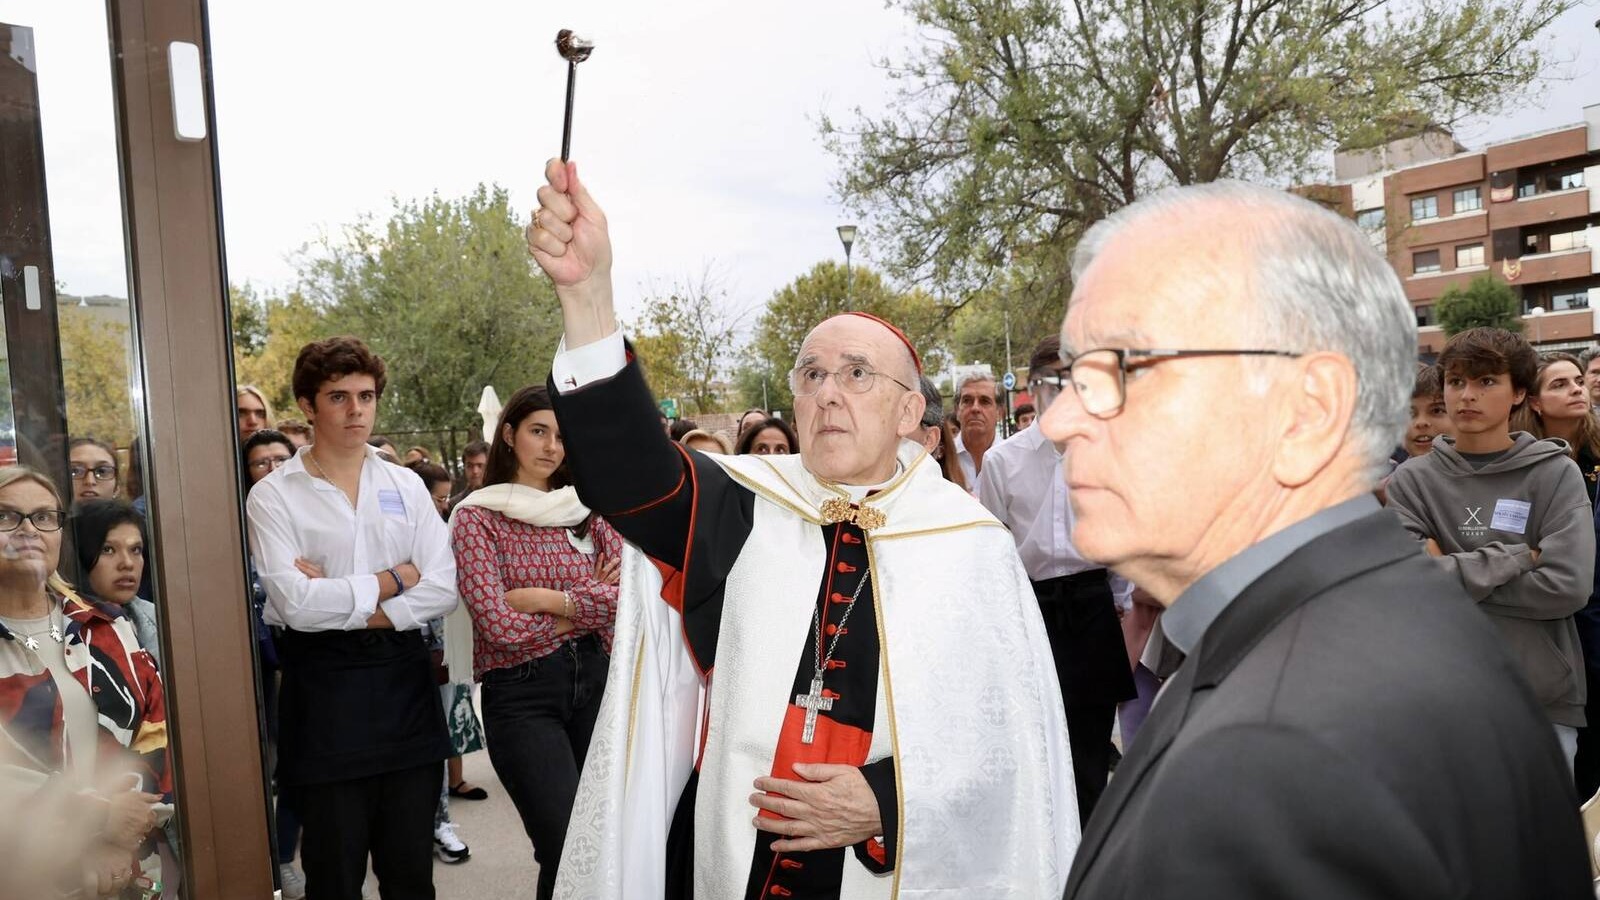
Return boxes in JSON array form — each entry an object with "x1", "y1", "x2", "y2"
[
  {"x1": 381, "y1": 596, "x2": 420, "y2": 632},
  {"x1": 345, "y1": 574, "x2": 382, "y2": 630},
  {"x1": 551, "y1": 330, "x2": 626, "y2": 393}
]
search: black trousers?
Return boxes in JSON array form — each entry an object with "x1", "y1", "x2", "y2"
[
  {"x1": 1063, "y1": 703, "x2": 1116, "y2": 826},
  {"x1": 1033, "y1": 570, "x2": 1137, "y2": 826},
  {"x1": 482, "y1": 635, "x2": 608, "y2": 900},
  {"x1": 1576, "y1": 664, "x2": 1600, "y2": 799},
  {"x1": 288, "y1": 761, "x2": 441, "y2": 900}
]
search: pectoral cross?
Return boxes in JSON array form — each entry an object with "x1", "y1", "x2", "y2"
[{"x1": 794, "y1": 673, "x2": 834, "y2": 744}]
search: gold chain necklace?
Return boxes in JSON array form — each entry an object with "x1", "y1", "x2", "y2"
[{"x1": 305, "y1": 450, "x2": 359, "y2": 514}]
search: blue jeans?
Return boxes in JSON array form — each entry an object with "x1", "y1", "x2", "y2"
[{"x1": 481, "y1": 635, "x2": 607, "y2": 900}]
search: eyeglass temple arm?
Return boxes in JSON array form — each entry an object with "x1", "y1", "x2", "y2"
[{"x1": 1124, "y1": 348, "x2": 1302, "y2": 361}]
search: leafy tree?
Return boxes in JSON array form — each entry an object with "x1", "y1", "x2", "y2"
[
  {"x1": 57, "y1": 307, "x2": 134, "y2": 446},
  {"x1": 232, "y1": 286, "x2": 330, "y2": 416},
  {"x1": 730, "y1": 352, "x2": 788, "y2": 416},
  {"x1": 748, "y1": 261, "x2": 945, "y2": 411},
  {"x1": 1435, "y1": 275, "x2": 1524, "y2": 336},
  {"x1": 943, "y1": 262, "x2": 1073, "y2": 381},
  {"x1": 298, "y1": 184, "x2": 562, "y2": 432},
  {"x1": 230, "y1": 282, "x2": 269, "y2": 357},
  {"x1": 825, "y1": 0, "x2": 1574, "y2": 302},
  {"x1": 629, "y1": 270, "x2": 751, "y2": 416}
]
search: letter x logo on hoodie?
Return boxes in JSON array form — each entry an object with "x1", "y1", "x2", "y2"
[{"x1": 1463, "y1": 507, "x2": 1484, "y2": 527}]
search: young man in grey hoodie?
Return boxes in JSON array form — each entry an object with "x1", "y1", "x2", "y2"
[{"x1": 1388, "y1": 327, "x2": 1595, "y2": 772}]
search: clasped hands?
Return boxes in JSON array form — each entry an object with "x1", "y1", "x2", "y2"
[
  {"x1": 749, "y1": 763, "x2": 883, "y2": 853},
  {"x1": 85, "y1": 775, "x2": 159, "y2": 897}
]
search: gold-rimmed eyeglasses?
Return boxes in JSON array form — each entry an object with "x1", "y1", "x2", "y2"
[
  {"x1": 789, "y1": 364, "x2": 915, "y2": 397},
  {"x1": 1059, "y1": 348, "x2": 1303, "y2": 418}
]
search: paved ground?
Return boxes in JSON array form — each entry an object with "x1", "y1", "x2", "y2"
[{"x1": 429, "y1": 749, "x2": 540, "y2": 899}]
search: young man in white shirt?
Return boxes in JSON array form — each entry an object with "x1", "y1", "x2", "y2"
[
  {"x1": 247, "y1": 337, "x2": 458, "y2": 900},
  {"x1": 977, "y1": 335, "x2": 1137, "y2": 826}
]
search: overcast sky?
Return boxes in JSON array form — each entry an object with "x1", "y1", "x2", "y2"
[{"x1": 9, "y1": 0, "x2": 1598, "y2": 321}]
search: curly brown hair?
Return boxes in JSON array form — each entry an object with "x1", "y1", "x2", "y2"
[{"x1": 292, "y1": 336, "x2": 387, "y2": 406}]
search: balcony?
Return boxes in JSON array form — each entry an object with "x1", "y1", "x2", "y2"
[
  {"x1": 1401, "y1": 209, "x2": 1488, "y2": 247},
  {"x1": 1403, "y1": 266, "x2": 1488, "y2": 302},
  {"x1": 1505, "y1": 247, "x2": 1595, "y2": 286},
  {"x1": 1415, "y1": 307, "x2": 1592, "y2": 355},
  {"x1": 1489, "y1": 187, "x2": 1590, "y2": 230}
]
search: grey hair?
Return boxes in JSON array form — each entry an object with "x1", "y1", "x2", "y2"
[
  {"x1": 1578, "y1": 346, "x2": 1600, "y2": 373},
  {"x1": 1071, "y1": 180, "x2": 1415, "y2": 484},
  {"x1": 918, "y1": 377, "x2": 945, "y2": 427},
  {"x1": 953, "y1": 371, "x2": 1001, "y2": 400}
]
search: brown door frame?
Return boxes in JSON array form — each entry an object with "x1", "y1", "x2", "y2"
[{"x1": 107, "y1": 0, "x2": 272, "y2": 895}]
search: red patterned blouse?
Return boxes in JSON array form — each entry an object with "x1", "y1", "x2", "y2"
[{"x1": 451, "y1": 506, "x2": 623, "y2": 679}]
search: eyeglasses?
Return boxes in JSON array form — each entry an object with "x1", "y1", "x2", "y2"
[
  {"x1": 248, "y1": 455, "x2": 293, "y2": 472},
  {"x1": 789, "y1": 364, "x2": 915, "y2": 397},
  {"x1": 0, "y1": 508, "x2": 66, "y2": 533},
  {"x1": 1059, "y1": 348, "x2": 1303, "y2": 419},
  {"x1": 69, "y1": 464, "x2": 116, "y2": 483},
  {"x1": 1028, "y1": 370, "x2": 1069, "y2": 395}
]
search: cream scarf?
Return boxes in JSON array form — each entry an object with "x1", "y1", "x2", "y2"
[{"x1": 449, "y1": 481, "x2": 592, "y2": 533}]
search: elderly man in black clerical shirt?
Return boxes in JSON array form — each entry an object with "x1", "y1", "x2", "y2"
[{"x1": 1047, "y1": 181, "x2": 1590, "y2": 899}]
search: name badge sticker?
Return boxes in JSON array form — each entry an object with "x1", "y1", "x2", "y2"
[
  {"x1": 1490, "y1": 498, "x2": 1531, "y2": 535},
  {"x1": 378, "y1": 488, "x2": 407, "y2": 520}
]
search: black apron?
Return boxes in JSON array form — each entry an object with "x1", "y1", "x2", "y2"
[{"x1": 275, "y1": 627, "x2": 451, "y2": 786}]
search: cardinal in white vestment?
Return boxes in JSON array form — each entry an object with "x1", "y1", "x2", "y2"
[{"x1": 527, "y1": 157, "x2": 1078, "y2": 900}]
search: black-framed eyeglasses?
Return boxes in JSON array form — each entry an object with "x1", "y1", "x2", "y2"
[
  {"x1": 1058, "y1": 348, "x2": 1303, "y2": 419},
  {"x1": 69, "y1": 464, "x2": 116, "y2": 483},
  {"x1": 789, "y1": 364, "x2": 915, "y2": 397},
  {"x1": 0, "y1": 508, "x2": 67, "y2": 533},
  {"x1": 248, "y1": 455, "x2": 293, "y2": 472}
]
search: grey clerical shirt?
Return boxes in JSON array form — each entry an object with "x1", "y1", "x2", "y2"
[{"x1": 1162, "y1": 494, "x2": 1381, "y2": 655}]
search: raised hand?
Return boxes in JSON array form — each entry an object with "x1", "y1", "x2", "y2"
[{"x1": 528, "y1": 160, "x2": 616, "y2": 345}]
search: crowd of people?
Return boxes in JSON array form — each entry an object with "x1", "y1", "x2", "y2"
[{"x1": 5, "y1": 161, "x2": 1600, "y2": 900}]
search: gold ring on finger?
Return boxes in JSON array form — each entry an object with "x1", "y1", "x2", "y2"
[{"x1": 532, "y1": 208, "x2": 545, "y2": 230}]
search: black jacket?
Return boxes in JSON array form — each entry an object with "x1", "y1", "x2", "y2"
[{"x1": 1065, "y1": 511, "x2": 1589, "y2": 899}]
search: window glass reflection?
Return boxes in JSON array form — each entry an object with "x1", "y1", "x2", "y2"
[{"x1": 0, "y1": 3, "x2": 182, "y2": 896}]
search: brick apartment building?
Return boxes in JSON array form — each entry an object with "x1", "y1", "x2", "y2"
[{"x1": 1304, "y1": 104, "x2": 1600, "y2": 355}]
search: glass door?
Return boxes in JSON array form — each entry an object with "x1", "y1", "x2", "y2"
[{"x1": 0, "y1": 2, "x2": 271, "y2": 896}]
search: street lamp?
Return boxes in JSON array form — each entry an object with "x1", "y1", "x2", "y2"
[
  {"x1": 837, "y1": 224, "x2": 858, "y2": 302},
  {"x1": 1530, "y1": 305, "x2": 1546, "y2": 345}
]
